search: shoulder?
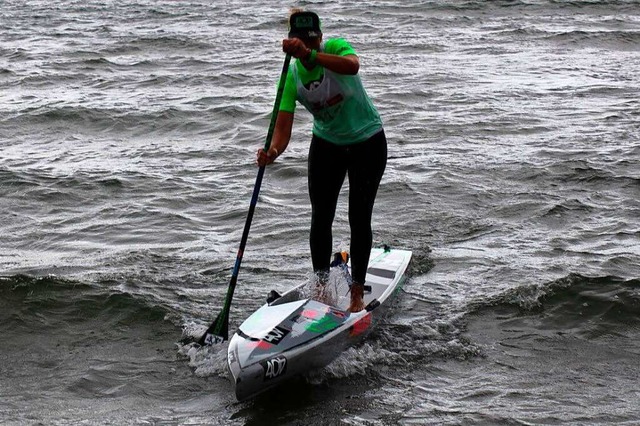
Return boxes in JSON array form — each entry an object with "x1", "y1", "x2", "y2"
[{"x1": 323, "y1": 37, "x2": 357, "y2": 56}]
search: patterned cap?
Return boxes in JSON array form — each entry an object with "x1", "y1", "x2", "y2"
[{"x1": 288, "y1": 11, "x2": 322, "y2": 39}]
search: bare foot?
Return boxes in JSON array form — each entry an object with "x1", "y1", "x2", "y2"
[{"x1": 348, "y1": 282, "x2": 365, "y2": 312}]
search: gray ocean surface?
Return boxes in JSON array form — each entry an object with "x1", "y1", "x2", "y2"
[{"x1": 1, "y1": 0, "x2": 640, "y2": 424}]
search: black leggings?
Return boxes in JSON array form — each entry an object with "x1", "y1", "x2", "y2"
[{"x1": 308, "y1": 130, "x2": 387, "y2": 284}]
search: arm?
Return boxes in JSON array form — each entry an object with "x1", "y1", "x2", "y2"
[
  {"x1": 256, "y1": 111, "x2": 294, "y2": 167},
  {"x1": 313, "y1": 52, "x2": 359, "y2": 75},
  {"x1": 283, "y1": 38, "x2": 360, "y2": 75}
]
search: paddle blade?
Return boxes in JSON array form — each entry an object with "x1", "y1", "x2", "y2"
[{"x1": 198, "y1": 311, "x2": 229, "y2": 346}]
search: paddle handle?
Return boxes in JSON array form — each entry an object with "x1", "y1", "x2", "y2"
[{"x1": 200, "y1": 54, "x2": 292, "y2": 344}]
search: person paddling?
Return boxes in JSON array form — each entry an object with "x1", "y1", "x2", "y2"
[{"x1": 257, "y1": 9, "x2": 387, "y2": 313}]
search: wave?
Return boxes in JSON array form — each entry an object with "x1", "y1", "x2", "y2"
[
  {"x1": 0, "y1": 167, "x2": 147, "y2": 195},
  {"x1": 544, "y1": 160, "x2": 639, "y2": 188},
  {"x1": 102, "y1": 35, "x2": 215, "y2": 56},
  {"x1": 365, "y1": 0, "x2": 630, "y2": 15},
  {"x1": 546, "y1": 30, "x2": 640, "y2": 50},
  {"x1": 0, "y1": 47, "x2": 33, "y2": 61},
  {"x1": 5, "y1": 105, "x2": 215, "y2": 135},
  {"x1": 468, "y1": 273, "x2": 640, "y2": 338},
  {"x1": 543, "y1": 198, "x2": 594, "y2": 217},
  {"x1": 0, "y1": 275, "x2": 175, "y2": 333}
]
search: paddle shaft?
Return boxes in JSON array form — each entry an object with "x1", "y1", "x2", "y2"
[{"x1": 199, "y1": 54, "x2": 292, "y2": 345}]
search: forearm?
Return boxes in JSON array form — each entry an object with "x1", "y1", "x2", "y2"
[
  {"x1": 270, "y1": 112, "x2": 293, "y2": 156},
  {"x1": 257, "y1": 111, "x2": 293, "y2": 166},
  {"x1": 283, "y1": 38, "x2": 360, "y2": 75},
  {"x1": 309, "y1": 52, "x2": 359, "y2": 75},
  {"x1": 314, "y1": 52, "x2": 359, "y2": 75},
  {"x1": 270, "y1": 129, "x2": 291, "y2": 158}
]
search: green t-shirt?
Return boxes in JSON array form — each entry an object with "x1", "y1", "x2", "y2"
[{"x1": 279, "y1": 38, "x2": 383, "y2": 145}]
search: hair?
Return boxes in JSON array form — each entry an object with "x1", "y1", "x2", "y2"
[{"x1": 289, "y1": 7, "x2": 305, "y2": 16}]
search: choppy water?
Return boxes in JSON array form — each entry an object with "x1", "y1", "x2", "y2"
[{"x1": 1, "y1": 0, "x2": 639, "y2": 424}]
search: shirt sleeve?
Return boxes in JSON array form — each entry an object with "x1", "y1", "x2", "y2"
[
  {"x1": 278, "y1": 69, "x2": 297, "y2": 113},
  {"x1": 324, "y1": 38, "x2": 357, "y2": 57}
]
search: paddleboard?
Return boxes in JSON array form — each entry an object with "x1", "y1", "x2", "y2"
[{"x1": 227, "y1": 246, "x2": 412, "y2": 401}]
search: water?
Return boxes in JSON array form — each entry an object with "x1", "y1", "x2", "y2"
[{"x1": 1, "y1": 0, "x2": 639, "y2": 424}]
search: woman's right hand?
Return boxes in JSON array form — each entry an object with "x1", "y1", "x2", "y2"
[{"x1": 256, "y1": 147, "x2": 279, "y2": 167}]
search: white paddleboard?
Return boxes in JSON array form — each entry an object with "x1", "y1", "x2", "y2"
[{"x1": 227, "y1": 246, "x2": 412, "y2": 401}]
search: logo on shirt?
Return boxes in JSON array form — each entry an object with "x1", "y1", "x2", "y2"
[{"x1": 305, "y1": 78, "x2": 323, "y2": 91}]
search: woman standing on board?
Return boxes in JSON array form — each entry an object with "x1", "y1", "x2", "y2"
[{"x1": 256, "y1": 9, "x2": 387, "y2": 313}]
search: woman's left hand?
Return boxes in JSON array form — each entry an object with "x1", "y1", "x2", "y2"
[{"x1": 282, "y1": 38, "x2": 311, "y2": 59}]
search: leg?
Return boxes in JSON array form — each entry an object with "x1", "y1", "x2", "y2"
[
  {"x1": 308, "y1": 135, "x2": 347, "y2": 277},
  {"x1": 347, "y1": 130, "x2": 388, "y2": 286}
]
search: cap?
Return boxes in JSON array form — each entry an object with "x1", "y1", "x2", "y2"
[{"x1": 288, "y1": 11, "x2": 322, "y2": 39}]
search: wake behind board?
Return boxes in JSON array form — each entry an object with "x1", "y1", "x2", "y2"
[{"x1": 227, "y1": 246, "x2": 412, "y2": 401}]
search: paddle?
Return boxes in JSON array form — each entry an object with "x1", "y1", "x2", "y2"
[{"x1": 198, "y1": 53, "x2": 292, "y2": 346}]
